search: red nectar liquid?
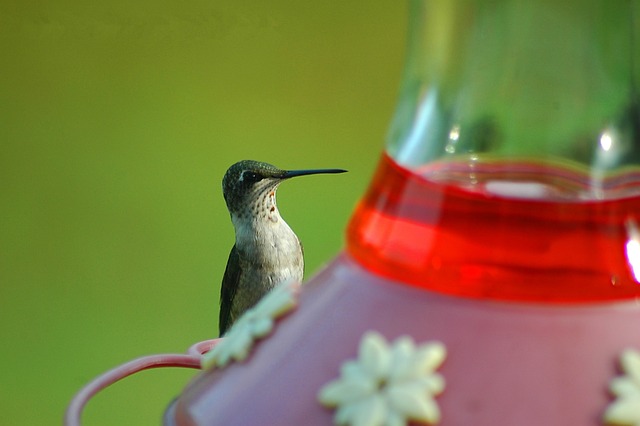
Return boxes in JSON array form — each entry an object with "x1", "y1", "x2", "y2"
[{"x1": 347, "y1": 153, "x2": 640, "y2": 302}]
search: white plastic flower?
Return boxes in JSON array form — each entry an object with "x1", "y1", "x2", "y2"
[
  {"x1": 318, "y1": 331, "x2": 446, "y2": 426},
  {"x1": 201, "y1": 280, "x2": 299, "y2": 369},
  {"x1": 604, "y1": 349, "x2": 640, "y2": 425}
]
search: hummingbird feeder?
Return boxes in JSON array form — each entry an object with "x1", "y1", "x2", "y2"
[{"x1": 67, "y1": 0, "x2": 640, "y2": 425}]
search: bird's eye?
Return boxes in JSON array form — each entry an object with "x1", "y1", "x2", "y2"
[{"x1": 241, "y1": 171, "x2": 263, "y2": 183}]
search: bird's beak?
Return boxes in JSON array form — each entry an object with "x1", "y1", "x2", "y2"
[{"x1": 283, "y1": 168, "x2": 347, "y2": 179}]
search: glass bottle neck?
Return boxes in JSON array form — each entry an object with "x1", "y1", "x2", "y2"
[
  {"x1": 387, "y1": 0, "x2": 639, "y2": 201},
  {"x1": 346, "y1": 0, "x2": 640, "y2": 302}
]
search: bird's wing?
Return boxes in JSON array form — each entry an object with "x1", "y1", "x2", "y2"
[{"x1": 219, "y1": 245, "x2": 241, "y2": 336}]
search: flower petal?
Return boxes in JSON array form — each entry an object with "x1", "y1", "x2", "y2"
[
  {"x1": 201, "y1": 348, "x2": 217, "y2": 369},
  {"x1": 384, "y1": 409, "x2": 406, "y2": 426},
  {"x1": 253, "y1": 280, "x2": 298, "y2": 318},
  {"x1": 351, "y1": 395, "x2": 386, "y2": 426},
  {"x1": 342, "y1": 360, "x2": 370, "y2": 381},
  {"x1": 620, "y1": 349, "x2": 640, "y2": 386},
  {"x1": 319, "y1": 378, "x2": 376, "y2": 406},
  {"x1": 359, "y1": 331, "x2": 390, "y2": 379},
  {"x1": 387, "y1": 336, "x2": 414, "y2": 381},
  {"x1": 226, "y1": 329, "x2": 253, "y2": 361},
  {"x1": 603, "y1": 395, "x2": 640, "y2": 425},
  {"x1": 250, "y1": 316, "x2": 273, "y2": 337},
  {"x1": 335, "y1": 402, "x2": 357, "y2": 425},
  {"x1": 231, "y1": 309, "x2": 254, "y2": 330},
  {"x1": 386, "y1": 383, "x2": 442, "y2": 423},
  {"x1": 404, "y1": 373, "x2": 446, "y2": 397},
  {"x1": 610, "y1": 377, "x2": 640, "y2": 398},
  {"x1": 414, "y1": 341, "x2": 447, "y2": 373}
]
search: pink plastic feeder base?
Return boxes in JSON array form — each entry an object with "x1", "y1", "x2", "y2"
[{"x1": 171, "y1": 253, "x2": 640, "y2": 425}]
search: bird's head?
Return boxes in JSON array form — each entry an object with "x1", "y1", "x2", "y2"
[{"x1": 222, "y1": 160, "x2": 346, "y2": 219}]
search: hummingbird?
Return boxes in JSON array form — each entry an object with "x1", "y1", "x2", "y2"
[{"x1": 218, "y1": 160, "x2": 347, "y2": 335}]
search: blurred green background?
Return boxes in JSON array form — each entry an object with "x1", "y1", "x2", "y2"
[{"x1": 0, "y1": 1, "x2": 404, "y2": 424}]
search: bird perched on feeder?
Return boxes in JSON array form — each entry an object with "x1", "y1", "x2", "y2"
[{"x1": 218, "y1": 160, "x2": 347, "y2": 335}]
